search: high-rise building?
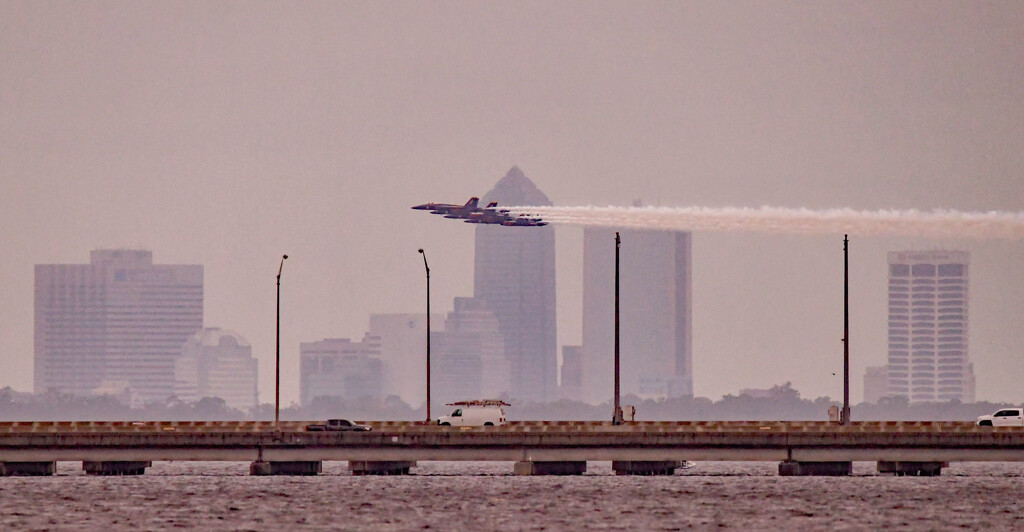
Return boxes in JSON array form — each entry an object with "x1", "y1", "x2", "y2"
[
  {"x1": 175, "y1": 328, "x2": 258, "y2": 412},
  {"x1": 299, "y1": 335, "x2": 382, "y2": 405},
  {"x1": 559, "y1": 345, "x2": 583, "y2": 400},
  {"x1": 474, "y1": 167, "x2": 557, "y2": 402},
  {"x1": 34, "y1": 250, "x2": 203, "y2": 406},
  {"x1": 580, "y1": 228, "x2": 693, "y2": 404},
  {"x1": 886, "y1": 250, "x2": 974, "y2": 403},
  {"x1": 431, "y1": 297, "x2": 510, "y2": 404},
  {"x1": 862, "y1": 365, "x2": 890, "y2": 404},
  {"x1": 368, "y1": 313, "x2": 440, "y2": 408}
]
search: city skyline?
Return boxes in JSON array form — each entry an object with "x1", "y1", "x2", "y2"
[{"x1": 3, "y1": 3, "x2": 1023, "y2": 407}]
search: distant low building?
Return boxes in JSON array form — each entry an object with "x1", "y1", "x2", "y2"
[
  {"x1": 175, "y1": 328, "x2": 258, "y2": 412},
  {"x1": 738, "y1": 387, "x2": 775, "y2": 399},
  {"x1": 300, "y1": 335, "x2": 383, "y2": 405}
]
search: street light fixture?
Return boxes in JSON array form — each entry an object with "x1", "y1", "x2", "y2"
[
  {"x1": 275, "y1": 254, "x2": 288, "y2": 426},
  {"x1": 418, "y1": 249, "x2": 431, "y2": 423}
]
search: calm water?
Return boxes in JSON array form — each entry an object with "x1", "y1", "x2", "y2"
[{"x1": 2, "y1": 461, "x2": 1023, "y2": 530}]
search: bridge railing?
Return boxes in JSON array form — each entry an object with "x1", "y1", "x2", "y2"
[{"x1": 0, "y1": 419, "x2": 1001, "y2": 434}]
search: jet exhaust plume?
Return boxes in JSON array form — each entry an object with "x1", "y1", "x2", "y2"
[{"x1": 501, "y1": 205, "x2": 1024, "y2": 239}]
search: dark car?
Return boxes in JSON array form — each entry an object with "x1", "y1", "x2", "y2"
[{"x1": 305, "y1": 419, "x2": 372, "y2": 432}]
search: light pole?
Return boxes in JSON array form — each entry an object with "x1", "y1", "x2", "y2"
[
  {"x1": 418, "y1": 249, "x2": 431, "y2": 423},
  {"x1": 613, "y1": 232, "x2": 623, "y2": 425},
  {"x1": 275, "y1": 254, "x2": 288, "y2": 426},
  {"x1": 842, "y1": 235, "x2": 851, "y2": 425}
]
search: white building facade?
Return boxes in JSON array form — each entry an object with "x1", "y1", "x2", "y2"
[{"x1": 886, "y1": 250, "x2": 974, "y2": 403}]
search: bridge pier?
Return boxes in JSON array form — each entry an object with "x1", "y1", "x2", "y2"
[
  {"x1": 349, "y1": 461, "x2": 416, "y2": 475},
  {"x1": 249, "y1": 461, "x2": 322, "y2": 476},
  {"x1": 612, "y1": 461, "x2": 678, "y2": 475},
  {"x1": 513, "y1": 461, "x2": 587, "y2": 476},
  {"x1": 0, "y1": 461, "x2": 56, "y2": 476},
  {"x1": 877, "y1": 461, "x2": 945, "y2": 476},
  {"x1": 778, "y1": 460, "x2": 852, "y2": 476},
  {"x1": 83, "y1": 461, "x2": 151, "y2": 475}
]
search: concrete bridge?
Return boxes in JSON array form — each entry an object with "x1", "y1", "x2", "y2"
[{"x1": 2, "y1": 420, "x2": 1022, "y2": 477}]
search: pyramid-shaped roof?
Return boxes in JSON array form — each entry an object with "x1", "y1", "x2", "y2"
[{"x1": 482, "y1": 166, "x2": 552, "y2": 207}]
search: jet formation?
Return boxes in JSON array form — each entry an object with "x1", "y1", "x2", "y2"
[{"x1": 411, "y1": 197, "x2": 547, "y2": 226}]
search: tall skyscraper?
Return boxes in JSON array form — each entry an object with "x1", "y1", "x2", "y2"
[
  {"x1": 474, "y1": 167, "x2": 557, "y2": 402},
  {"x1": 175, "y1": 327, "x2": 258, "y2": 412},
  {"x1": 581, "y1": 228, "x2": 693, "y2": 404},
  {"x1": 886, "y1": 250, "x2": 974, "y2": 403},
  {"x1": 299, "y1": 335, "x2": 382, "y2": 405},
  {"x1": 34, "y1": 250, "x2": 203, "y2": 406}
]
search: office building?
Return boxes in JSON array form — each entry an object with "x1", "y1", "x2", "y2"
[
  {"x1": 431, "y1": 297, "x2": 510, "y2": 405},
  {"x1": 175, "y1": 327, "x2": 258, "y2": 412},
  {"x1": 368, "y1": 313, "x2": 440, "y2": 408},
  {"x1": 886, "y1": 250, "x2": 974, "y2": 403},
  {"x1": 580, "y1": 227, "x2": 693, "y2": 404},
  {"x1": 474, "y1": 166, "x2": 557, "y2": 402},
  {"x1": 863, "y1": 365, "x2": 890, "y2": 404},
  {"x1": 34, "y1": 249, "x2": 203, "y2": 406},
  {"x1": 299, "y1": 335, "x2": 383, "y2": 405},
  {"x1": 560, "y1": 345, "x2": 583, "y2": 400}
]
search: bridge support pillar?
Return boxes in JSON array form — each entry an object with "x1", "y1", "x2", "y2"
[
  {"x1": 0, "y1": 461, "x2": 56, "y2": 476},
  {"x1": 778, "y1": 460, "x2": 851, "y2": 476},
  {"x1": 513, "y1": 461, "x2": 586, "y2": 476},
  {"x1": 249, "y1": 461, "x2": 322, "y2": 476},
  {"x1": 83, "y1": 461, "x2": 151, "y2": 475},
  {"x1": 612, "y1": 461, "x2": 678, "y2": 475},
  {"x1": 877, "y1": 461, "x2": 945, "y2": 476},
  {"x1": 349, "y1": 461, "x2": 416, "y2": 475}
]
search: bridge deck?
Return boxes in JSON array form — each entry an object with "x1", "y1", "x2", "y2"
[{"x1": 1, "y1": 421, "x2": 1023, "y2": 463}]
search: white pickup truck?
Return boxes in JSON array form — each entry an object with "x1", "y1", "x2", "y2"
[{"x1": 976, "y1": 408, "x2": 1024, "y2": 426}]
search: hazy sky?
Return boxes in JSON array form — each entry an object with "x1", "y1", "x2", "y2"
[{"x1": 3, "y1": 2, "x2": 1022, "y2": 407}]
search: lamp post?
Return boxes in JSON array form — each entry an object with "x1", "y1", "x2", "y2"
[
  {"x1": 613, "y1": 232, "x2": 623, "y2": 425},
  {"x1": 418, "y1": 249, "x2": 431, "y2": 423},
  {"x1": 275, "y1": 254, "x2": 288, "y2": 426},
  {"x1": 842, "y1": 235, "x2": 851, "y2": 425}
]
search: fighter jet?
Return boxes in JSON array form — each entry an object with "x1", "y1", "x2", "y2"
[
  {"x1": 411, "y1": 197, "x2": 482, "y2": 217},
  {"x1": 502, "y1": 215, "x2": 548, "y2": 227},
  {"x1": 412, "y1": 197, "x2": 547, "y2": 227}
]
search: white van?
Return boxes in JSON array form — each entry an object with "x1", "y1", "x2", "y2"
[{"x1": 437, "y1": 400, "x2": 509, "y2": 427}]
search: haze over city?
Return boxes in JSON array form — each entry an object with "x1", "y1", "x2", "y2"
[{"x1": 3, "y1": 2, "x2": 1023, "y2": 407}]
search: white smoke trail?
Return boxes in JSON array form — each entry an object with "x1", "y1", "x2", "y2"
[{"x1": 503, "y1": 205, "x2": 1024, "y2": 239}]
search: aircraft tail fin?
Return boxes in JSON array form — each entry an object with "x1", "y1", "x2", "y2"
[{"x1": 464, "y1": 197, "x2": 479, "y2": 209}]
